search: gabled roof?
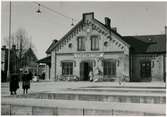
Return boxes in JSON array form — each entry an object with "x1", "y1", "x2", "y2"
[
  {"x1": 49, "y1": 20, "x2": 83, "y2": 52},
  {"x1": 94, "y1": 19, "x2": 130, "y2": 47},
  {"x1": 46, "y1": 12, "x2": 165, "y2": 54},
  {"x1": 23, "y1": 48, "x2": 38, "y2": 60},
  {"x1": 123, "y1": 34, "x2": 166, "y2": 53},
  {"x1": 46, "y1": 40, "x2": 58, "y2": 54},
  {"x1": 37, "y1": 56, "x2": 51, "y2": 64},
  {"x1": 47, "y1": 13, "x2": 130, "y2": 52}
]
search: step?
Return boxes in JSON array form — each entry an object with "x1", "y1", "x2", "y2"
[
  {"x1": 67, "y1": 87, "x2": 166, "y2": 93},
  {"x1": 1, "y1": 97, "x2": 165, "y2": 115},
  {"x1": 82, "y1": 85, "x2": 166, "y2": 89},
  {"x1": 13, "y1": 91, "x2": 166, "y2": 104}
]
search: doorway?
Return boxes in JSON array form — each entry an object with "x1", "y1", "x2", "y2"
[
  {"x1": 140, "y1": 61, "x2": 151, "y2": 81},
  {"x1": 80, "y1": 61, "x2": 93, "y2": 81}
]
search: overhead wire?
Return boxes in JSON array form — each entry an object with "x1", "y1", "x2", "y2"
[{"x1": 33, "y1": 2, "x2": 78, "y2": 22}]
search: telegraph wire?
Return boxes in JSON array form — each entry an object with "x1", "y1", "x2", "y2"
[{"x1": 33, "y1": 2, "x2": 78, "y2": 22}]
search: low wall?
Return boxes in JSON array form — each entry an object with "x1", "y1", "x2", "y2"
[{"x1": 1, "y1": 104, "x2": 164, "y2": 116}]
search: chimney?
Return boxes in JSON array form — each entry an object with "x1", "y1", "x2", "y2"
[
  {"x1": 112, "y1": 27, "x2": 117, "y2": 32},
  {"x1": 105, "y1": 17, "x2": 111, "y2": 29},
  {"x1": 83, "y1": 12, "x2": 94, "y2": 22}
]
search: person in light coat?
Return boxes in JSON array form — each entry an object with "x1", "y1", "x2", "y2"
[{"x1": 89, "y1": 70, "x2": 94, "y2": 82}]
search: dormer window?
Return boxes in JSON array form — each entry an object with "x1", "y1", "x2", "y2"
[{"x1": 77, "y1": 36, "x2": 85, "y2": 51}]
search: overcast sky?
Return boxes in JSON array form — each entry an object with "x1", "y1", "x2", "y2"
[{"x1": 1, "y1": 1, "x2": 167, "y2": 59}]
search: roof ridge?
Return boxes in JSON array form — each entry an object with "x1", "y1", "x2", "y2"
[{"x1": 123, "y1": 34, "x2": 165, "y2": 37}]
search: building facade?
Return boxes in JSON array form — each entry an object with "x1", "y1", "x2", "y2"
[{"x1": 44, "y1": 12, "x2": 166, "y2": 82}]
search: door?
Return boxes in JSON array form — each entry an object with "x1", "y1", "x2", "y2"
[
  {"x1": 80, "y1": 61, "x2": 93, "y2": 81},
  {"x1": 140, "y1": 61, "x2": 151, "y2": 81}
]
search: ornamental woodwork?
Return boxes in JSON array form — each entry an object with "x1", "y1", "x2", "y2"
[{"x1": 55, "y1": 19, "x2": 126, "y2": 52}]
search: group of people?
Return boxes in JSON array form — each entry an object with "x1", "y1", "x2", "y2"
[
  {"x1": 89, "y1": 68, "x2": 102, "y2": 82},
  {"x1": 9, "y1": 70, "x2": 33, "y2": 95}
]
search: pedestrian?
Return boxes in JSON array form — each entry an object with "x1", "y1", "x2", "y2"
[
  {"x1": 94, "y1": 67, "x2": 100, "y2": 82},
  {"x1": 22, "y1": 70, "x2": 31, "y2": 94},
  {"x1": 42, "y1": 72, "x2": 45, "y2": 80},
  {"x1": 89, "y1": 70, "x2": 94, "y2": 82},
  {"x1": 29, "y1": 71, "x2": 33, "y2": 80},
  {"x1": 9, "y1": 73, "x2": 19, "y2": 95}
]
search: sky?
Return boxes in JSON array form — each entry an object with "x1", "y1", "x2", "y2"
[{"x1": 1, "y1": 1, "x2": 167, "y2": 59}]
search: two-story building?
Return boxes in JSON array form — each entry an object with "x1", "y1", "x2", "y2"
[{"x1": 41, "y1": 12, "x2": 166, "y2": 82}]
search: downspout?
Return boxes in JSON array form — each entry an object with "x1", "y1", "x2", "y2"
[
  {"x1": 129, "y1": 48, "x2": 133, "y2": 82},
  {"x1": 164, "y1": 26, "x2": 167, "y2": 82}
]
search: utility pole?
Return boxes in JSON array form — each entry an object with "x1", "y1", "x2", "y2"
[
  {"x1": 19, "y1": 35, "x2": 23, "y2": 68},
  {"x1": 7, "y1": 1, "x2": 12, "y2": 81}
]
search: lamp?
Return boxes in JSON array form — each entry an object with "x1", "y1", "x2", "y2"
[
  {"x1": 71, "y1": 19, "x2": 74, "y2": 26},
  {"x1": 36, "y1": 4, "x2": 42, "y2": 14}
]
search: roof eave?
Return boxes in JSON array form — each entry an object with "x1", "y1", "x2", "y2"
[
  {"x1": 93, "y1": 19, "x2": 130, "y2": 48},
  {"x1": 50, "y1": 20, "x2": 83, "y2": 52}
]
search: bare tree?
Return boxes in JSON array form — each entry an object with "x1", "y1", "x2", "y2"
[
  {"x1": 3, "y1": 28, "x2": 36, "y2": 53},
  {"x1": 3, "y1": 28, "x2": 37, "y2": 69}
]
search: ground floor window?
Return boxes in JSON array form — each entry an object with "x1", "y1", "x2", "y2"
[
  {"x1": 140, "y1": 61, "x2": 151, "y2": 77},
  {"x1": 103, "y1": 60, "x2": 116, "y2": 76},
  {"x1": 62, "y1": 62, "x2": 73, "y2": 75}
]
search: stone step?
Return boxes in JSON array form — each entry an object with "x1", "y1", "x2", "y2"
[
  {"x1": 81, "y1": 85, "x2": 166, "y2": 89},
  {"x1": 1, "y1": 97, "x2": 165, "y2": 115},
  {"x1": 13, "y1": 91, "x2": 165, "y2": 104},
  {"x1": 67, "y1": 87, "x2": 166, "y2": 93}
]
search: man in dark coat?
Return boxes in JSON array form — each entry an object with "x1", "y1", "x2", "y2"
[
  {"x1": 22, "y1": 71, "x2": 32, "y2": 94},
  {"x1": 9, "y1": 73, "x2": 19, "y2": 95}
]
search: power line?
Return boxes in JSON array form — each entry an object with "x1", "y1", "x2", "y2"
[{"x1": 33, "y1": 2, "x2": 78, "y2": 22}]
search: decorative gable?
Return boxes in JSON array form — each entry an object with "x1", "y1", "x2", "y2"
[{"x1": 52, "y1": 12, "x2": 130, "y2": 55}]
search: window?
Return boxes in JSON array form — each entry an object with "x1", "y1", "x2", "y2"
[
  {"x1": 77, "y1": 37, "x2": 85, "y2": 51},
  {"x1": 68, "y1": 43, "x2": 72, "y2": 48},
  {"x1": 140, "y1": 61, "x2": 151, "y2": 77},
  {"x1": 91, "y1": 36, "x2": 99, "y2": 50},
  {"x1": 103, "y1": 60, "x2": 116, "y2": 76},
  {"x1": 104, "y1": 41, "x2": 108, "y2": 47},
  {"x1": 62, "y1": 62, "x2": 73, "y2": 75}
]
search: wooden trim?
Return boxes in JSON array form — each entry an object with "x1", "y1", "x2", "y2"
[
  {"x1": 56, "y1": 53, "x2": 73, "y2": 55},
  {"x1": 56, "y1": 51, "x2": 124, "y2": 55},
  {"x1": 93, "y1": 19, "x2": 130, "y2": 48}
]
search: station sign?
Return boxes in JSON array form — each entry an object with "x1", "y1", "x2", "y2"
[{"x1": 74, "y1": 53, "x2": 104, "y2": 59}]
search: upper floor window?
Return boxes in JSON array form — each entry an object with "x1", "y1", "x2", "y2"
[
  {"x1": 91, "y1": 36, "x2": 99, "y2": 50},
  {"x1": 77, "y1": 36, "x2": 85, "y2": 51}
]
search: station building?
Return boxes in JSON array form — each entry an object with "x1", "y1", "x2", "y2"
[{"x1": 38, "y1": 12, "x2": 166, "y2": 82}]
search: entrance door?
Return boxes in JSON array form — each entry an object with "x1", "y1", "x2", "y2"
[
  {"x1": 140, "y1": 61, "x2": 151, "y2": 81},
  {"x1": 80, "y1": 61, "x2": 93, "y2": 81}
]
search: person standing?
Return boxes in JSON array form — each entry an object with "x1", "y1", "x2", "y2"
[
  {"x1": 22, "y1": 70, "x2": 31, "y2": 94},
  {"x1": 9, "y1": 73, "x2": 19, "y2": 95},
  {"x1": 89, "y1": 70, "x2": 94, "y2": 82},
  {"x1": 28, "y1": 71, "x2": 33, "y2": 80}
]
